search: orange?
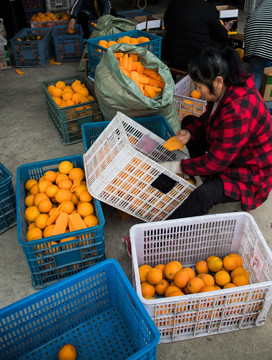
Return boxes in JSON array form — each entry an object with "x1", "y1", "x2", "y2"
[
  {"x1": 24, "y1": 206, "x2": 40, "y2": 222},
  {"x1": 146, "y1": 268, "x2": 163, "y2": 285},
  {"x1": 28, "y1": 222, "x2": 36, "y2": 231},
  {"x1": 29, "y1": 183, "x2": 39, "y2": 195},
  {"x1": 46, "y1": 184, "x2": 59, "y2": 198},
  {"x1": 77, "y1": 202, "x2": 94, "y2": 217},
  {"x1": 232, "y1": 274, "x2": 249, "y2": 286},
  {"x1": 69, "y1": 167, "x2": 85, "y2": 181},
  {"x1": 58, "y1": 344, "x2": 77, "y2": 360},
  {"x1": 43, "y1": 170, "x2": 57, "y2": 183},
  {"x1": 165, "y1": 285, "x2": 181, "y2": 297},
  {"x1": 155, "y1": 279, "x2": 169, "y2": 296},
  {"x1": 190, "y1": 90, "x2": 201, "y2": 99},
  {"x1": 35, "y1": 213, "x2": 49, "y2": 230},
  {"x1": 74, "y1": 184, "x2": 87, "y2": 197},
  {"x1": 79, "y1": 190, "x2": 92, "y2": 202},
  {"x1": 55, "y1": 189, "x2": 73, "y2": 203},
  {"x1": 230, "y1": 266, "x2": 249, "y2": 280},
  {"x1": 223, "y1": 255, "x2": 237, "y2": 271},
  {"x1": 200, "y1": 285, "x2": 217, "y2": 293},
  {"x1": 25, "y1": 194, "x2": 35, "y2": 207},
  {"x1": 164, "y1": 261, "x2": 182, "y2": 280},
  {"x1": 155, "y1": 264, "x2": 165, "y2": 276},
  {"x1": 55, "y1": 80, "x2": 66, "y2": 89},
  {"x1": 62, "y1": 91, "x2": 74, "y2": 101},
  {"x1": 58, "y1": 161, "x2": 73, "y2": 174},
  {"x1": 52, "y1": 87, "x2": 63, "y2": 98},
  {"x1": 223, "y1": 283, "x2": 236, "y2": 289},
  {"x1": 38, "y1": 180, "x2": 52, "y2": 193},
  {"x1": 207, "y1": 256, "x2": 223, "y2": 272},
  {"x1": 139, "y1": 264, "x2": 152, "y2": 283},
  {"x1": 26, "y1": 227, "x2": 43, "y2": 241},
  {"x1": 25, "y1": 179, "x2": 38, "y2": 191},
  {"x1": 214, "y1": 270, "x2": 231, "y2": 287},
  {"x1": 78, "y1": 87, "x2": 89, "y2": 97},
  {"x1": 55, "y1": 173, "x2": 69, "y2": 185},
  {"x1": 58, "y1": 179, "x2": 73, "y2": 190},
  {"x1": 71, "y1": 193, "x2": 80, "y2": 206},
  {"x1": 38, "y1": 199, "x2": 53, "y2": 213},
  {"x1": 72, "y1": 79, "x2": 81, "y2": 90},
  {"x1": 83, "y1": 214, "x2": 98, "y2": 227},
  {"x1": 183, "y1": 267, "x2": 196, "y2": 280},
  {"x1": 53, "y1": 96, "x2": 62, "y2": 106},
  {"x1": 173, "y1": 269, "x2": 189, "y2": 288},
  {"x1": 228, "y1": 253, "x2": 243, "y2": 267},
  {"x1": 58, "y1": 200, "x2": 75, "y2": 214},
  {"x1": 197, "y1": 273, "x2": 215, "y2": 286},
  {"x1": 187, "y1": 277, "x2": 204, "y2": 293},
  {"x1": 144, "y1": 295, "x2": 155, "y2": 300},
  {"x1": 47, "y1": 85, "x2": 56, "y2": 95},
  {"x1": 141, "y1": 282, "x2": 155, "y2": 297},
  {"x1": 43, "y1": 224, "x2": 55, "y2": 237},
  {"x1": 195, "y1": 260, "x2": 209, "y2": 274},
  {"x1": 207, "y1": 255, "x2": 215, "y2": 262},
  {"x1": 34, "y1": 192, "x2": 49, "y2": 207}
]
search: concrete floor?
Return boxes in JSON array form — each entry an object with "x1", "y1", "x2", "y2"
[{"x1": 1, "y1": 1, "x2": 272, "y2": 359}]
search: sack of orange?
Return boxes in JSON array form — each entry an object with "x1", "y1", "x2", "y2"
[
  {"x1": 139, "y1": 253, "x2": 249, "y2": 299},
  {"x1": 47, "y1": 79, "x2": 95, "y2": 109},
  {"x1": 24, "y1": 160, "x2": 98, "y2": 244},
  {"x1": 114, "y1": 52, "x2": 165, "y2": 99}
]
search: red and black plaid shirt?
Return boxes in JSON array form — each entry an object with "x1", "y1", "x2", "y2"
[{"x1": 182, "y1": 76, "x2": 272, "y2": 211}]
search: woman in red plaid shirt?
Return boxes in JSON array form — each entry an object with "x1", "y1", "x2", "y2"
[{"x1": 168, "y1": 47, "x2": 272, "y2": 219}]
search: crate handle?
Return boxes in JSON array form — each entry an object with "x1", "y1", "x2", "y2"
[{"x1": 150, "y1": 173, "x2": 178, "y2": 194}]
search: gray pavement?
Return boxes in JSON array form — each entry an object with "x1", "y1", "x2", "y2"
[{"x1": 0, "y1": 1, "x2": 272, "y2": 359}]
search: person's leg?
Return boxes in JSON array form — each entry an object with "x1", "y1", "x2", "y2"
[
  {"x1": 2, "y1": 0, "x2": 14, "y2": 41},
  {"x1": 167, "y1": 176, "x2": 238, "y2": 219},
  {"x1": 77, "y1": 11, "x2": 91, "y2": 39},
  {"x1": 12, "y1": 0, "x2": 27, "y2": 30},
  {"x1": 250, "y1": 56, "x2": 268, "y2": 90}
]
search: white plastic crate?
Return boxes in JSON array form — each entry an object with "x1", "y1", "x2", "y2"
[
  {"x1": 130, "y1": 212, "x2": 272, "y2": 343},
  {"x1": 83, "y1": 112, "x2": 195, "y2": 222},
  {"x1": 174, "y1": 75, "x2": 207, "y2": 121},
  {"x1": 45, "y1": 0, "x2": 71, "y2": 12}
]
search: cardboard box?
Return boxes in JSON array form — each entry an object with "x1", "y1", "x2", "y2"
[
  {"x1": 135, "y1": 15, "x2": 162, "y2": 31},
  {"x1": 229, "y1": 33, "x2": 244, "y2": 49},
  {"x1": 259, "y1": 67, "x2": 272, "y2": 101},
  {"x1": 216, "y1": 5, "x2": 239, "y2": 34}
]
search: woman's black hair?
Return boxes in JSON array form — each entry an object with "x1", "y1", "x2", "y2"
[{"x1": 187, "y1": 47, "x2": 248, "y2": 94}]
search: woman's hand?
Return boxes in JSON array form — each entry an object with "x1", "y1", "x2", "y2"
[
  {"x1": 68, "y1": 18, "x2": 76, "y2": 32},
  {"x1": 175, "y1": 129, "x2": 191, "y2": 145}
]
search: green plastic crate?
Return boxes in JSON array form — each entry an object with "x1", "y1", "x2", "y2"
[{"x1": 42, "y1": 74, "x2": 103, "y2": 145}]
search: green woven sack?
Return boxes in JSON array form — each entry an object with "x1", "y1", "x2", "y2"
[{"x1": 94, "y1": 43, "x2": 180, "y2": 133}]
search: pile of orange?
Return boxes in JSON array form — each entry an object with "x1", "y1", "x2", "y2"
[
  {"x1": 31, "y1": 11, "x2": 69, "y2": 22},
  {"x1": 47, "y1": 79, "x2": 95, "y2": 109},
  {"x1": 97, "y1": 36, "x2": 150, "y2": 49},
  {"x1": 139, "y1": 253, "x2": 250, "y2": 299},
  {"x1": 24, "y1": 160, "x2": 98, "y2": 244}
]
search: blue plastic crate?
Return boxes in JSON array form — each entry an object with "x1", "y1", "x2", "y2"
[
  {"x1": 16, "y1": 154, "x2": 105, "y2": 289},
  {"x1": 117, "y1": 9, "x2": 153, "y2": 18},
  {"x1": 11, "y1": 28, "x2": 52, "y2": 67},
  {"x1": 41, "y1": 74, "x2": 104, "y2": 145},
  {"x1": 82, "y1": 115, "x2": 175, "y2": 152},
  {"x1": 53, "y1": 24, "x2": 84, "y2": 62},
  {"x1": 86, "y1": 29, "x2": 162, "y2": 80},
  {"x1": 0, "y1": 259, "x2": 160, "y2": 360},
  {"x1": 0, "y1": 163, "x2": 16, "y2": 235}
]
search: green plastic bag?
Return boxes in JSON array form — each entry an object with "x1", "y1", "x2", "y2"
[
  {"x1": 77, "y1": 15, "x2": 136, "y2": 72},
  {"x1": 94, "y1": 43, "x2": 180, "y2": 134},
  {"x1": 90, "y1": 14, "x2": 136, "y2": 38}
]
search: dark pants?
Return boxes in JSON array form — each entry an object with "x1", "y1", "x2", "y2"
[
  {"x1": 1, "y1": 0, "x2": 27, "y2": 40},
  {"x1": 167, "y1": 116, "x2": 237, "y2": 219}
]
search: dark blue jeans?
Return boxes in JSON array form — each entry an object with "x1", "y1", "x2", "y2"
[
  {"x1": 250, "y1": 56, "x2": 272, "y2": 90},
  {"x1": 167, "y1": 116, "x2": 237, "y2": 219}
]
